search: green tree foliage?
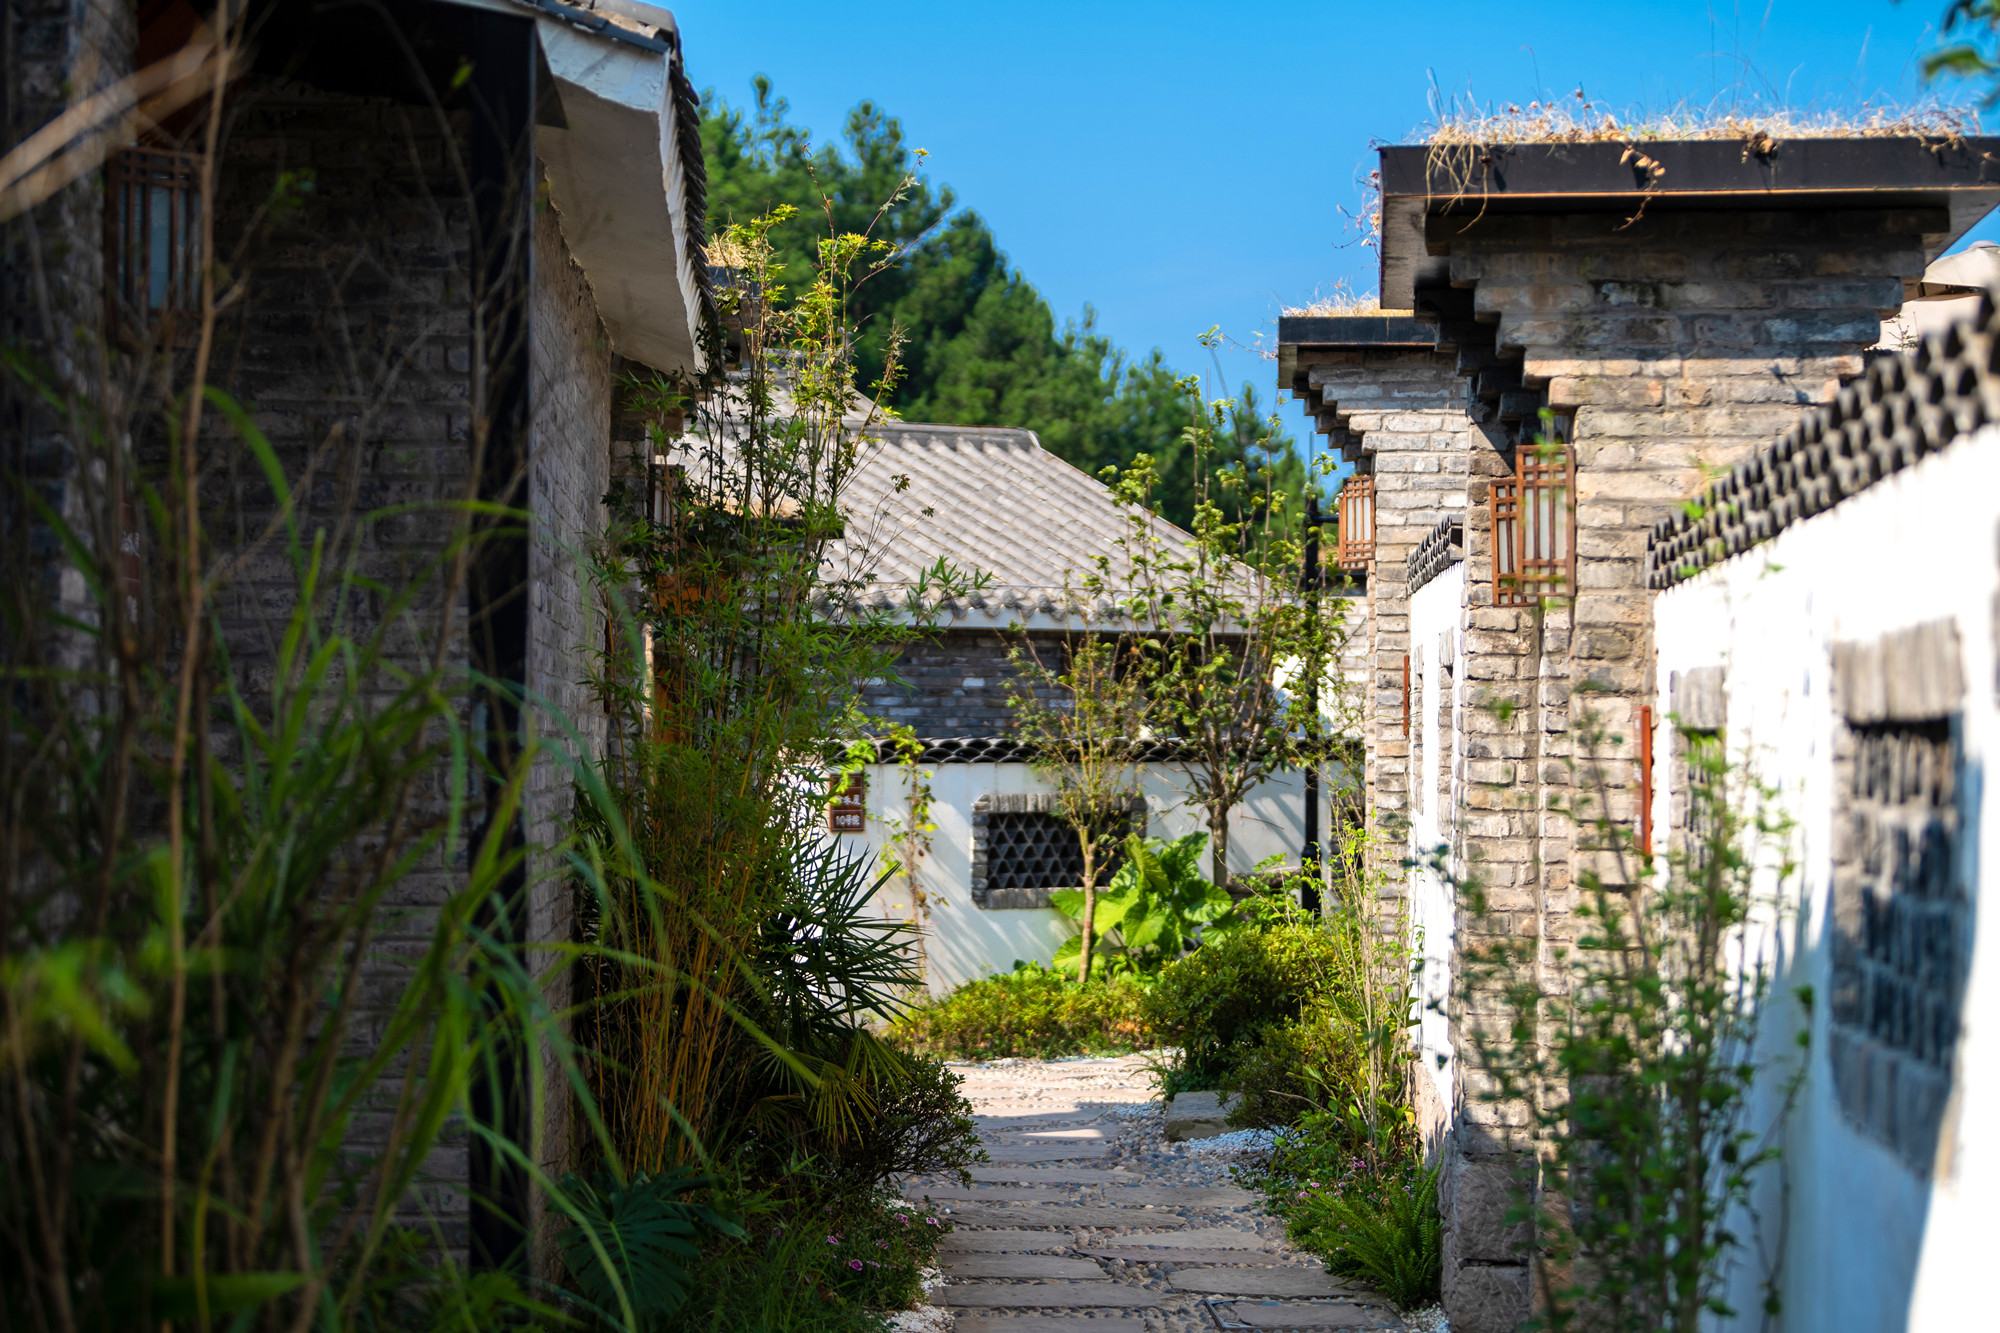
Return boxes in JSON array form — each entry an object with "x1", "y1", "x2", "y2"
[{"x1": 699, "y1": 78, "x2": 1310, "y2": 530}]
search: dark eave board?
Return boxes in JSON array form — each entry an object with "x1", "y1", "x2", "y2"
[
  {"x1": 1378, "y1": 137, "x2": 2000, "y2": 307},
  {"x1": 1275, "y1": 314, "x2": 1437, "y2": 400}
]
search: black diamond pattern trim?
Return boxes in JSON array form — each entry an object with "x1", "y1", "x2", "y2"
[{"x1": 1648, "y1": 298, "x2": 2000, "y2": 590}]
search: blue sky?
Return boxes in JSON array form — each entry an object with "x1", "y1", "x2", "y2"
[{"x1": 671, "y1": 0, "x2": 1993, "y2": 459}]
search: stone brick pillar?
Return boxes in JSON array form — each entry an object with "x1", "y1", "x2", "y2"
[
  {"x1": 1281, "y1": 320, "x2": 1472, "y2": 875},
  {"x1": 1405, "y1": 196, "x2": 1943, "y2": 1332}
]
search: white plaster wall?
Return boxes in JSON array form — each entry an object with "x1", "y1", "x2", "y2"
[
  {"x1": 1652, "y1": 428, "x2": 2000, "y2": 1332},
  {"x1": 846, "y1": 760, "x2": 1328, "y2": 993},
  {"x1": 1407, "y1": 562, "x2": 1464, "y2": 1140}
]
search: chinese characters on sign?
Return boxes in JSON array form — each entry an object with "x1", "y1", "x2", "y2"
[{"x1": 828, "y1": 773, "x2": 866, "y2": 833}]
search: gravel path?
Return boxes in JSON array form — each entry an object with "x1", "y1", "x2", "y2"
[{"x1": 895, "y1": 1054, "x2": 1407, "y2": 1333}]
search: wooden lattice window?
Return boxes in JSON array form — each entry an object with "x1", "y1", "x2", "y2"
[
  {"x1": 1492, "y1": 435, "x2": 1575, "y2": 606},
  {"x1": 106, "y1": 148, "x2": 201, "y2": 329},
  {"x1": 1336, "y1": 474, "x2": 1373, "y2": 571}
]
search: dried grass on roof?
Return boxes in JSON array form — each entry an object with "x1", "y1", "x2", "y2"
[
  {"x1": 1419, "y1": 88, "x2": 1980, "y2": 146},
  {"x1": 1283, "y1": 280, "x2": 1408, "y2": 318}
]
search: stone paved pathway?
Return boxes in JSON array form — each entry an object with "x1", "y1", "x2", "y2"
[{"x1": 897, "y1": 1054, "x2": 1406, "y2": 1333}]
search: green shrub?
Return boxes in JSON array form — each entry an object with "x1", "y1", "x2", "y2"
[
  {"x1": 892, "y1": 962, "x2": 1152, "y2": 1060},
  {"x1": 666, "y1": 1177, "x2": 952, "y2": 1332},
  {"x1": 814, "y1": 1052, "x2": 982, "y2": 1189},
  {"x1": 1143, "y1": 924, "x2": 1340, "y2": 1089},
  {"x1": 1259, "y1": 1110, "x2": 1442, "y2": 1310},
  {"x1": 1219, "y1": 998, "x2": 1364, "y2": 1129}
]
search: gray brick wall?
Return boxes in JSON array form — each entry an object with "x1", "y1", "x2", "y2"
[
  {"x1": 525, "y1": 188, "x2": 612, "y2": 1203},
  {"x1": 862, "y1": 629, "x2": 1068, "y2": 736},
  {"x1": 207, "y1": 80, "x2": 482, "y2": 1242},
  {"x1": 2, "y1": 0, "x2": 134, "y2": 662}
]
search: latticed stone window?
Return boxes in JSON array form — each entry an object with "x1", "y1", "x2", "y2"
[
  {"x1": 1491, "y1": 429, "x2": 1574, "y2": 607},
  {"x1": 1336, "y1": 473, "x2": 1373, "y2": 571},
  {"x1": 969, "y1": 793, "x2": 1143, "y2": 909},
  {"x1": 106, "y1": 147, "x2": 202, "y2": 330},
  {"x1": 1827, "y1": 620, "x2": 1969, "y2": 1172},
  {"x1": 987, "y1": 812, "x2": 1100, "y2": 889}
]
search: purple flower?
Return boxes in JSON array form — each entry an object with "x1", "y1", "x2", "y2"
[
  {"x1": 876, "y1": 1239, "x2": 889, "y2": 1248},
  {"x1": 848, "y1": 1259, "x2": 865, "y2": 1271},
  {"x1": 895, "y1": 1213, "x2": 910, "y2": 1226},
  {"x1": 926, "y1": 1217, "x2": 941, "y2": 1227},
  {"x1": 826, "y1": 1233, "x2": 842, "y2": 1246}
]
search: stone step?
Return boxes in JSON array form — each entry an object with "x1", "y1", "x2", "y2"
[
  {"x1": 981, "y1": 1141, "x2": 1116, "y2": 1163},
  {"x1": 942, "y1": 1204, "x2": 1189, "y2": 1229},
  {"x1": 971, "y1": 1107, "x2": 1107, "y2": 1124},
  {"x1": 1112, "y1": 1227, "x2": 1272, "y2": 1249},
  {"x1": 901, "y1": 1185, "x2": 1082, "y2": 1203},
  {"x1": 1170, "y1": 1267, "x2": 1356, "y2": 1298},
  {"x1": 1104, "y1": 1184, "x2": 1259, "y2": 1207},
  {"x1": 939, "y1": 1230, "x2": 1080, "y2": 1253},
  {"x1": 938, "y1": 1281, "x2": 1164, "y2": 1309},
  {"x1": 983, "y1": 1127, "x2": 1110, "y2": 1141},
  {"x1": 1164, "y1": 1089, "x2": 1240, "y2": 1141},
  {"x1": 940, "y1": 1254, "x2": 1105, "y2": 1279},
  {"x1": 1083, "y1": 1246, "x2": 1296, "y2": 1266},
  {"x1": 967, "y1": 1166, "x2": 1139, "y2": 1185},
  {"x1": 1217, "y1": 1300, "x2": 1403, "y2": 1329},
  {"x1": 948, "y1": 1312, "x2": 1144, "y2": 1320}
]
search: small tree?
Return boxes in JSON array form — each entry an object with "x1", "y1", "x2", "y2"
[
  {"x1": 1006, "y1": 634, "x2": 1143, "y2": 984},
  {"x1": 1098, "y1": 371, "x2": 1350, "y2": 889}
]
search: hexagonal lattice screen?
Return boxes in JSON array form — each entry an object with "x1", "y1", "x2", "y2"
[{"x1": 986, "y1": 812, "x2": 1126, "y2": 890}]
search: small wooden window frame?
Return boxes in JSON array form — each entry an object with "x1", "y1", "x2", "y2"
[
  {"x1": 1336, "y1": 474, "x2": 1374, "y2": 571},
  {"x1": 105, "y1": 147, "x2": 202, "y2": 335},
  {"x1": 1492, "y1": 431, "x2": 1576, "y2": 606},
  {"x1": 1638, "y1": 704, "x2": 1654, "y2": 851},
  {"x1": 1401, "y1": 653, "x2": 1411, "y2": 738}
]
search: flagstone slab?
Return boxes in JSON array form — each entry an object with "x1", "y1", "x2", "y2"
[
  {"x1": 1112, "y1": 1227, "x2": 1272, "y2": 1249},
  {"x1": 981, "y1": 1141, "x2": 1117, "y2": 1163},
  {"x1": 1083, "y1": 1246, "x2": 1294, "y2": 1265},
  {"x1": 1104, "y1": 1184, "x2": 1259, "y2": 1207},
  {"x1": 1169, "y1": 1268, "x2": 1355, "y2": 1298},
  {"x1": 968, "y1": 1166, "x2": 1138, "y2": 1185},
  {"x1": 972, "y1": 1109, "x2": 1110, "y2": 1126},
  {"x1": 948, "y1": 1312, "x2": 1144, "y2": 1320},
  {"x1": 985, "y1": 1127, "x2": 1111, "y2": 1141},
  {"x1": 901, "y1": 1185, "x2": 1080, "y2": 1203},
  {"x1": 940, "y1": 1254, "x2": 1106, "y2": 1279},
  {"x1": 1218, "y1": 1301, "x2": 1403, "y2": 1329},
  {"x1": 939, "y1": 1230, "x2": 1080, "y2": 1253},
  {"x1": 941, "y1": 1204, "x2": 1189, "y2": 1229},
  {"x1": 938, "y1": 1282, "x2": 1163, "y2": 1309}
]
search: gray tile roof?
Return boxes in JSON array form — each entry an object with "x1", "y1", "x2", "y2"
[{"x1": 825, "y1": 421, "x2": 1202, "y2": 627}]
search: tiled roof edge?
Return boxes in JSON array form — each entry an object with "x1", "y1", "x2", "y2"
[
  {"x1": 1408, "y1": 514, "x2": 1465, "y2": 595},
  {"x1": 851, "y1": 735, "x2": 1192, "y2": 765},
  {"x1": 1647, "y1": 294, "x2": 2000, "y2": 591}
]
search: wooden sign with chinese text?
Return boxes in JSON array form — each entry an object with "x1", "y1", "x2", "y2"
[{"x1": 828, "y1": 773, "x2": 866, "y2": 833}]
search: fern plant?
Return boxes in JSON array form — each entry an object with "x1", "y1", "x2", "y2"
[{"x1": 1277, "y1": 1152, "x2": 1442, "y2": 1309}]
